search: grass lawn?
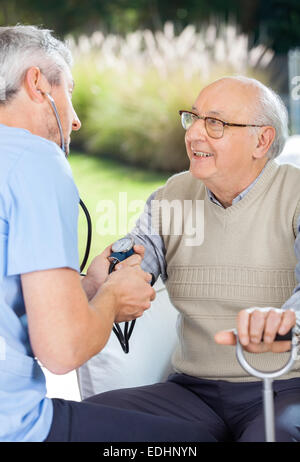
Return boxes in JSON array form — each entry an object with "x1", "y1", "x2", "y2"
[{"x1": 68, "y1": 150, "x2": 170, "y2": 268}]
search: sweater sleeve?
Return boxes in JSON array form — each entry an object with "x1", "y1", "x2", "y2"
[{"x1": 281, "y1": 210, "x2": 300, "y2": 329}]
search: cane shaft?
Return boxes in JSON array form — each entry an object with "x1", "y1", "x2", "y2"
[{"x1": 263, "y1": 378, "x2": 275, "y2": 442}]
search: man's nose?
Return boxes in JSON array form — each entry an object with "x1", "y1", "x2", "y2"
[
  {"x1": 185, "y1": 118, "x2": 207, "y2": 142},
  {"x1": 72, "y1": 111, "x2": 81, "y2": 131}
]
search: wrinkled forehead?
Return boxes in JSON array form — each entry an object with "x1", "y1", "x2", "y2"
[{"x1": 193, "y1": 79, "x2": 260, "y2": 121}]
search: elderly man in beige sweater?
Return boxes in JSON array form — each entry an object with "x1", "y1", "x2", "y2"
[{"x1": 90, "y1": 76, "x2": 300, "y2": 442}]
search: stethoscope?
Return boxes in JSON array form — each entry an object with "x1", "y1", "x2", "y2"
[
  {"x1": 44, "y1": 90, "x2": 138, "y2": 353},
  {"x1": 43, "y1": 91, "x2": 92, "y2": 274}
]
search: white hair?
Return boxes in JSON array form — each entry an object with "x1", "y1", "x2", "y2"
[
  {"x1": 218, "y1": 76, "x2": 289, "y2": 160},
  {"x1": 0, "y1": 25, "x2": 72, "y2": 104}
]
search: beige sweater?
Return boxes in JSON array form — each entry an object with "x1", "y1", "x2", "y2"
[{"x1": 152, "y1": 160, "x2": 300, "y2": 381}]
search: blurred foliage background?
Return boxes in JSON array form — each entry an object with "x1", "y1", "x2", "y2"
[
  {"x1": 1, "y1": 0, "x2": 300, "y2": 52},
  {"x1": 68, "y1": 22, "x2": 274, "y2": 172},
  {"x1": 0, "y1": 0, "x2": 297, "y2": 172},
  {"x1": 0, "y1": 0, "x2": 299, "y2": 258}
]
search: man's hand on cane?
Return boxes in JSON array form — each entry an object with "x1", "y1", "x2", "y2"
[{"x1": 214, "y1": 307, "x2": 296, "y2": 353}]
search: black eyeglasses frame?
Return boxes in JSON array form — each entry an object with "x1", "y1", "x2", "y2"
[{"x1": 179, "y1": 110, "x2": 265, "y2": 138}]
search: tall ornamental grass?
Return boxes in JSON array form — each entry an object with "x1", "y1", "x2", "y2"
[{"x1": 69, "y1": 22, "x2": 274, "y2": 172}]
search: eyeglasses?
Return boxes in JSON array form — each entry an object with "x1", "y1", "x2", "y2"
[{"x1": 179, "y1": 110, "x2": 265, "y2": 139}]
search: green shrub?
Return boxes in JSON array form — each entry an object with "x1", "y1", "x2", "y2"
[{"x1": 69, "y1": 23, "x2": 274, "y2": 172}]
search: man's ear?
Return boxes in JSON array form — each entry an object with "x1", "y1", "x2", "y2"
[
  {"x1": 23, "y1": 67, "x2": 50, "y2": 103},
  {"x1": 253, "y1": 126, "x2": 276, "y2": 159}
]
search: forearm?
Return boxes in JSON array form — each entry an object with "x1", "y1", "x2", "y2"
[
  {"x1": 65, "y1": 289, "x2": 116, "y2": 371},
  {"x1": 43, "y1": 295, "x2": 115, "y2": 374},
  {"x1": 25, "y1": 266, "x2": 153, "y2": 374},
  {"x1": 81, "y1": 274, "x2": 99, "y2": 301},
  {"x1": 24, "y1": 269, "x2": 116, "y2": 374}
]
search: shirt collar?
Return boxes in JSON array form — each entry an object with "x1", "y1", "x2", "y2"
[{"x1": 207, "y1": 162, "x2": 268, "y2": 208}]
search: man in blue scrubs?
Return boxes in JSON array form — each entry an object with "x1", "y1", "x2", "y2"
[{"x1": 0, "y1": 25, "x2": 214, "y2": 442}]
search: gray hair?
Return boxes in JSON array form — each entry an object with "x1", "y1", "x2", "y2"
[
  {"x1": 0, "y1": 25, "x2": 72, "y2": 104},
  {"x1": 219, "y1": 76, "x2": 289, "y2": 160}
]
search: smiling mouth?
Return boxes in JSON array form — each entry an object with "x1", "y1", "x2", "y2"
[{"x1": 193, "y1": 151, "x2": 214, "y2": 158}]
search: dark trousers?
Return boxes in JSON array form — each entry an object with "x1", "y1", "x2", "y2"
[{"x1": 44, "y1": 373, "x2": 300, "y2": 442}]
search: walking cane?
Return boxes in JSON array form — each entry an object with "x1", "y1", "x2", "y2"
[{"x1": 233, "y1": 329, "x2": 297, "y2": 442}]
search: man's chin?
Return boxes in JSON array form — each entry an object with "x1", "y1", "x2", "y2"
[
  {"x1": 189, "y1": 158, "x2": 217, "y2": 181},
  {"x1": 189, "y1": 165, "x2": 211, "y2": 180}
]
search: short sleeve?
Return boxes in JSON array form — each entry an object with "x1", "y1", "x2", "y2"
[{"x1": 5, "y1": 144, "x2": 80, "y2": 276}]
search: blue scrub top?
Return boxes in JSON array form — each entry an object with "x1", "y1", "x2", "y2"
[{"x1": 0, "y1": 124, "x2": 80, "y2": 441}]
